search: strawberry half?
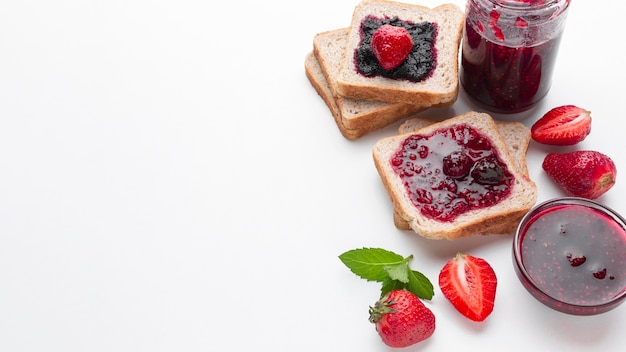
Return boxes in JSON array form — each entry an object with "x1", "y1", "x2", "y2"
[
  {"x1": 531, "y1": 105, "x2": 592, "y2": 145},
  {"x1": 542, "y1": 150, "x2": 617, "y2": 199},
  {"x1": 371, "y1": 24, "x2": 414, "y2": 71},
  {"x1": 438, "y1": 253, "x2": 497, "y2": 322}
]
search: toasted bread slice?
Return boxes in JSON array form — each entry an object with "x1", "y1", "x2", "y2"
[
  {"x1": 396, "y1": 117, "x2": 533, "y2": 234},
  {"x1": 305, "y1": 28, "x2": 426, "y2": 140},
  {"x1": 336, "y1": 0, "x2": 464, "y2": 106},
  {"x1": 372, "y1": 112, "x2": 537, "y2": 240}
]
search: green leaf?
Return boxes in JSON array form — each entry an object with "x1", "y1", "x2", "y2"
[
  {"x1": 339, "y1": 248, "x2": 435, "y2": 301},
  {"x1": 406, "y1": 269, "x2": 435, "y2": 300},
  {"x1": 381, "y1": 276, "x2": 407, "y2": 297},
  {"x1": 384, "y1": 261, "x2": 410, "y2": 283},
  {"x1": 338, "y1": 248, "x2": 405, "y2": 282}
]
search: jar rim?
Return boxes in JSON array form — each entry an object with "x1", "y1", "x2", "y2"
[
  {"x1": 469, "y1": 0, "x2": 570, "y2": 26},
  {"x1": 480, "y1": 0, "x2": 569, "y2": 12}
]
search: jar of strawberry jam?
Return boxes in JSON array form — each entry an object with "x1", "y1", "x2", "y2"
[{"x1": 460, "y1": 0, "x2": 570, "y2": 113}]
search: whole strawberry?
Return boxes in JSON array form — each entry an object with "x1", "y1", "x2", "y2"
[
  {"x1": 438, "y1": 253, "x2": 497, "y2": 322},
  {"x1": 542, "y1": 150, "x2": 616, "y2": 199},
  {"x1": 369, "y1": 289, "x2": 435, "y2": 348},
  {"x1": 371, "y1": 24, "x2": 414, "y2": 71}
]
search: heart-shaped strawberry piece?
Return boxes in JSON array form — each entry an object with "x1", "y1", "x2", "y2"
[
  {"x1": 439, "y1": 253, "x2": 497, "y2": 322},
  {"x1": 371, "y1": 24, "x2": 414, "y2": 71}
]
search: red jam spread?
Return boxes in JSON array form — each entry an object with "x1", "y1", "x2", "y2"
[
  {"x1": 518, "y1": 204, "x2": 626, "y2": 310},
  {"x1": 390, "y1": 124, "x2": 514, "y2": 222}
]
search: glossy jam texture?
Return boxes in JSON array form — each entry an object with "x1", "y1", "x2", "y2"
[
  {"x1": 518, "y1": 204, "x2": 626, "y2": 312},
  {"x1": 460, "y1": 0, "x2": 569, "y2": 113},
  {"x1": 390, "y1": 124, "x2": 514, "y2": 222},
  {"x1": 355, "y1": 15, "x2": 437, "y2": 82},
  {"x1": 460, "y1": 20, "x2": 563, "y2": 113}
]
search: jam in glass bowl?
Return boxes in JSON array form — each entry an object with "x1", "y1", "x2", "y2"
[{"x1": 513, "y1": 197, "x2": 626, "y2": 315}]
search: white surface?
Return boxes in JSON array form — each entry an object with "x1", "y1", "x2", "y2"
[{"x1": 0, "y1": 1, "x2": 624, "y2": 351}]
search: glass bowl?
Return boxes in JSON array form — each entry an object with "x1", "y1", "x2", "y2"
[{"x1": 513, "y1": 197, "x2": 626, "y2": 315}]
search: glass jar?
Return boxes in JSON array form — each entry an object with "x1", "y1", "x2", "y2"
[{"x1": 460, "y1": 0, "x2": 570, "y2": 113}]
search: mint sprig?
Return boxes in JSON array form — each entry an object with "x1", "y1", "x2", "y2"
[{"x1": 339, "y1": 247, "x2": 434, "y2": 300}]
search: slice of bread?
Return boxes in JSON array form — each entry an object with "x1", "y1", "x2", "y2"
[
  {"x1": 305, "y1": 28, "x2": 426, "y2": 140},
  {"x1": 336, "y1": 0, "x2": 464, "y2": 106},
  {"x1": 396, "y1": 117, "x2": 532, "y2": 234},
  {"x1": 305, "y1": 52, "x2": 361, "y2": 140},
  {"x1": 372, "y1": 112, "x2": 537, "y2": 240}
]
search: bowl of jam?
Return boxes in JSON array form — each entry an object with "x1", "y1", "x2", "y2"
[{"x1": 513, "y1": 197, "x2": 626, "y2": 315}]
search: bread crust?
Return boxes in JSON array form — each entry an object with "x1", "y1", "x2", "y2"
[
  {"x1": 305, "y1": 52, "x2": 362, "y2": 139},
  {"x1": 373, "y1": 112, "x2": 537, "y2": 240},
  {"x1": 337, "y1": 0, "x2": 464, "y2": 105}
]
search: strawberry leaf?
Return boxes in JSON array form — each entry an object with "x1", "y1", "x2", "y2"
[{"x1": 338, "y1": 248, "x2": 405, "y2": 282}]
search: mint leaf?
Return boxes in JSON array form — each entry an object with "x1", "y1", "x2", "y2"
[
  {"x1": 406, "y1": 269, "x2": 434, "y2": 300},
  {"x1": 339, "y1": 247, "x2": 434, "y2": 301},
  {"x1": 381, "y1": 276, "x2": 407, "y2": 297},
  {"x1": 338, "y1": 248, "x2": 405, "y2": 282},
  {"x1": 383, "y1": 260, "x2": 410, "y2": 283}
]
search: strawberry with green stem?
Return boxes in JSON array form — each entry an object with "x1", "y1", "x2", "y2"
[
  {"x1": 339, "y1": 248, "x2": 435, "y2": 348},
  {"x1": 368, "y1": 289, "x2": 435, "y2": 348}
]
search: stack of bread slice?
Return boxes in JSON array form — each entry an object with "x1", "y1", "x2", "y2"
[{"x1": 305, "y1": 0, "x2": 465, "y2": 140}]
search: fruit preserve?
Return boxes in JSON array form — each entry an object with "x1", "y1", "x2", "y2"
[
  {"x1": 514, "y1": 198, "x2": 626, "y2": 315},
  {"x1": 390, "y1": 124, "x2": 514, "y2": 222},
  {"x1": 460, "y1": 0, "x2": 570, "y2": 113},
  {"x1": 355, "y1": 16, "x2": 437, "y2": 82}
]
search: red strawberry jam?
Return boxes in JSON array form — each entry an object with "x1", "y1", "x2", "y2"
[
  {"x1": 354, "y1": 15, "x2": 437, "y2": 82},
  {"x1": 461, "y1": 22, "x2": 562, "y2": 113},
  {"x1": 514, "y1": 198, "x2": 626, "y2": 315},
  {"x1": 460, "y1": 0, "x2": 570, "y2": 113},
  {"x1": 390, "y1": 124, "x2": 514, "y2": 222}
]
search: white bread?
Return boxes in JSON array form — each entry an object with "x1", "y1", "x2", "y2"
[
  {"x1": 336, "y1": 0, "x2": 464, "y2": 106},
  {"x1": 305, "y1": 28, "x2": 426, "y2": 140},
  {"x1": 396, "y1": 116, "x2": 533, "y2": 234},
  {"x1": 372, "y1": 112, "x2": 537, "y2": 240},
  {"x1": 305, "y1": 52, "x2": 361, "y2": 140}
]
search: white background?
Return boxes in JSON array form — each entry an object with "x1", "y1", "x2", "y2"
[{"x1": 1, "y1": 1, "x2": 624, "y2": 351}]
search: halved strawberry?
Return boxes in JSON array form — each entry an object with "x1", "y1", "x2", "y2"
[
  {"x1": 531, "y1": 105, "x2": 591, "y2": 145},
  {"x1": 438, "y1": 253, "x2": 497, "y2": 322},
  {"x1": 371, "y1": 24, "x2": 414, "y2": 71}
]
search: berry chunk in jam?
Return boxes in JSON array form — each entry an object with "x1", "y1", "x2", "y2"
[{"x1": 390, "y1": 124, "x2": 514, "y2": 222}]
